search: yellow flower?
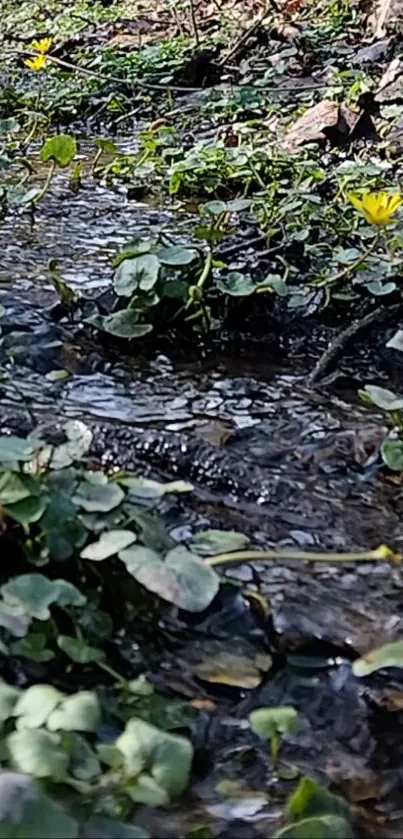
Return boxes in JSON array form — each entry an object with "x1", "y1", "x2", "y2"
[
  {"x1": 31, "y1": 37, "x2": 53, "y2": 54},
  {"x1": 348, "y1": 191, "x2": 402, "y2": 226},
  {"x1": 24, "y1": 54, "x2": 47, "y2": 71}
]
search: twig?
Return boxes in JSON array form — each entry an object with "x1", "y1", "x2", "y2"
[
  {"x1": 218, "y1": 0, "x2": 281, "y2": 66},
  {"x1": 189, "y1": 0, "x2": 200, "y2": 47},
  {"x1": 207, "y1": 544, "x2": 401, "y2": 567},
  {"x1": 308, "y1": 306, "x2": 393, "y2": 386}
]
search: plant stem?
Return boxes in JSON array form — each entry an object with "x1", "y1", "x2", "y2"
[
  {"x1": 316, "y1": 230, "x2": 380, "y2": 288},
  {"x1": 197, "y1": 248, "x2": 213, "y2": 288},
  {"x1": 97, "y1": 660, "x2": 128, "y2": 686},
  {"x1": 206, "y1": 544, "x2": 401, "y2": 568},
  {"x1": 33, "y1": 159, "x2": 56, "y2": 205}
]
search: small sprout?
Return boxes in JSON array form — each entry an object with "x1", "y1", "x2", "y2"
[
  {"x1": 348, "y1": 191, "x2": 402, "y2": 226},
  {"x1": 249, "y1": 706, "x2": 298, "y2": 767}
]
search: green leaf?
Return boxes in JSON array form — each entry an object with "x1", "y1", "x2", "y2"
[
  {"x1": 88, "y1": 311, "x2": 153, "y2": 339},
  {"x1": 249, "y1": 706, "x2": 298, "y2": 740},
  {"x1": 81, "y1": 529, "x2": 136, "y2": 560},
  {"x1": 7, "y1": 729, "x2": 68, "y2": 780},
  {"x1": 74, "y1": 481, "x2": 124, "y2": 512},
  {"x1": 0, "y1": 435, "x2": 37, "y2": 464},
  {"x1": 367, "y1": 280, "x2": 396, "y2": 295},
  {"x1": 0, "y1": 683, "x2": 20, "y2": 723},
  {"x1": 63, "y1": 732, "x2": 101, "y2": 781},
  {"x1": 216, "y1": 272, "x2": 256, "y2": 296},
  {"x1": 286, "y1": 777, "x2": 350, "y2": 822},
  {"x1": 380, "y1": 440, "x2": 403, "y2": 470},
  {"x1": 40, "y1": 134, "x2": 76, "y2": 168},
  {"x1": 95, "y1": 138, "x2": 118, "y2": 154},
  {"x1": 120, "y1": 476, "x2": 193, "y2": 499},
  {"x1": 11, "y1": 633, "x2": 54, "y2": 662},
  {"x1": 128, "y1": 774, "x2": 168, "y2": 805},
  {"x1": 335, "y1": 247, "x2": 361, "y2": 264},
  {"x1": 158, "y1": 246, "x2": 198, "y2": 266},
  {"x1": 386, "y1": 328, "x2": 403, "y2": 352},
  {"x1": 5, "y1": 495, "x2": 47, "y2": 526},
  {"x1": 352, "y1": 640, "x2": 403, "y2": 676},
  {"x1": 0, "y1": 472, "x2": 31, "y2": 505},
  {"x1": 360, "y1": 384, "x2": 403, "y2": 411},
  {"x1": 190, "y1": 528, "x2": 249, "y2": 556},
  {"x1": 119, "y1": 545, "x2": 220, "y2": 612},
  {"x1": 201, "y1": 200, "x2": 227, "y2": 216},
  {"x1": 84, "y1": 816, "x2": 148, "y2": 838},
  {"x1": 274, "y1": 815, "x2": 353, "y2": 838},
  {"x1": 0, "y1": 772, "x2": 78, "y2": 838},
  {"x1": 49, "y1": 421, "x2": 93, "y2": 469},
  {"x1": 97, "y1": 744, "x2": 124, "y2": 769},
  {"x1": 2, "y1": 575, "x2": 85, "y2": 620},
  {"x1": 47, "y1": 691, "x2": 100, "y2": 732},
  {"x1": 43, "y1": 494, "x2": 87, "y2": 561},
  {"x1": 116, "y1": 718, "x2": 193, "y2": 797},
  {"x1": 57, "y1": 635, "x2": 105, "y2": 664},
  {"x1": 225, "y1": 198, "x2": 251, "y2": 212},
  {"x1": 113, "y1": 254, "x2": 160, "y2": 295},
  {"x1": 13, "y1": 685, "x2": 64, "y2": 729}
]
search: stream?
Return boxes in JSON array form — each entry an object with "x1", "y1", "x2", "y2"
[{"x1": 2, "y1": 143, "x2": 403, "y2": 837}]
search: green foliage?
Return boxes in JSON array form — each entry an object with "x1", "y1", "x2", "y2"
[
  {"x1": 352, "y1": 639, "x2": 403, "y2": 676},
  {"x1": 274, "y1": 777, "x2": 353, "y2": 839}
]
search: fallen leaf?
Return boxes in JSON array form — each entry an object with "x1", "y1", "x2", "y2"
[
  {"x1": 192, "y1": 651, "x2": 271, "y2": 688},
  {"x1": 366, "y1": 0, "x2": 403, "y2": 38},
  {"x1": 282, "y1": 101, "x2": 341, "y2": 153}
]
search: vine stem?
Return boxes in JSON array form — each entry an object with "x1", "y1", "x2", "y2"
[{"x1": 206, "y1": 544, "x2": 401, "y2": 568}]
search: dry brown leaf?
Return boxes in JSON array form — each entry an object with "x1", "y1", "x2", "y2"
[
  {"x1": 282, "y1": 100, "x2": 340, "y2": 152},
  {"x1": 192, "y1": 651, "x2": 272, "y2": 689},
  {"x1": 366, "y1": 0, "x2": 403, "y2": 38},
  {"x1": 375, "y1": 57, "x2": 403, "y2": 101}
]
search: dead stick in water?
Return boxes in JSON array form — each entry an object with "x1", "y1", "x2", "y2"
[
  {"x1": 308, "y1": 305, "x2": 396, "y2": 386},
  {"x1": 207, "y1": 544, "x2": 401, "y2": 568}
]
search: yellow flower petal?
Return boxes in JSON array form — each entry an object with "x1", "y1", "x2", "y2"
[
  {"x1": 347, "y1": 193, "x2": 364, "y2": 212},
  {"x1": 348, "y1": 191, "x2": 402, "y2": 226},
  {"x1": 31, "y1": 37, "x2": 53, "y2": 54},
  {"x1": 24, "y1": 54, "x2": 47, "y2": 71}
]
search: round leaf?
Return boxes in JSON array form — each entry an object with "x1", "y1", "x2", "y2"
[
  {"x1": 14, "y1": 685, "x2": 64, "y2": 729},
  {"x1": 249, "y1": 706, "x2": 298, "y2": 740},
  {"x1": 40, "y1": 134, "x2": 76, "y2": 168},
  {"x1": 116, "y1": 717, "x2": 193, "y2": 797},
  {"x1": 2, "y1": 575, "x2": 85, "y2": 620},
  {"x1": 47, "y1": 691, "x2": 100, "y2": 732},
  {"x1": 0, "y1": 772, "x2": 77, "y2": 838},
  {"x1": 0, "y1": 683, "x2": 21, "y2": 723},
  {"x1": 216, "y1": 272, "x2": 256, "y2": 296},
  {"x1": 5, "y1": 496, "x2": 47, "y2": 526},
  {"x1": 65, "y1": 733, "x2": 101, "y2": 781},
  {"x1": 91, "y1": 311, "x2": 153, "y2": 339},
  {"x1": 381, "y1": 440, "x2": 403, "y2": 470},
  {"x1": 7, "y1": 729, "x2": 68, "y2": 780},
  {"x1": 0, "y1": 473, "x2": 31, "y2": 505},
  {"x1": 361, "y1": 385, "x2": 403, "y2": 411},
  {"x1": 113, "y1": 254, "x2": 160, "y2": 296},
  {"x1": 190, "y1": 528, "x2": 249, "y2": 556},
  {"x1": 118, "y1": 545, "x2": 220, "y2": 612},
  {"x1": 352, "y1": 640, "x2": 403, "y2": 676},
  {"x1": 74, "y1": 482, "x2": 124, "y2": 512},
  {"x1": 81, "y1": 529, "x2": 136, "y2": 560},
  {"x1": 158, "y1": 246, "x2": 198, "y2": 266},
  {"x1": 57, "y1": 635, "x2": 105, "y2": 664},
  {"x1": 201, "y1": 200, "x2": 227, "y2": 216}
]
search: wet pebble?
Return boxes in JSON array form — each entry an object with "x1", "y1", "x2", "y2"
[{"x1": 289, "y1": 529, "x2": 315, "y2": 547}]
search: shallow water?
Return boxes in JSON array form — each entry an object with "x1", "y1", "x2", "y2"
[{"x1": 2, "y1": 138, "x2": 403, "y2": 837}]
